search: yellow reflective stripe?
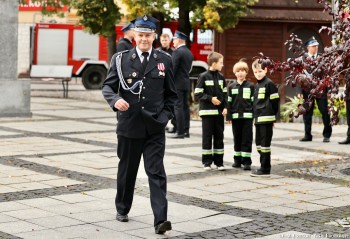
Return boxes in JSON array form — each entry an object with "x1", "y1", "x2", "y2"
[
  {"x1": 199, "y1": 110, "x2": 219, "y2": 116},
  {"x1": 231, "y1": 89, "x2": 238, "y2": 94},
  {"x1": 257, "y1": 115, "x2": 276, "y2": 122},
  {"x1": 228, "y1": 96, "x2": 232, "y2": 102},
  {"x1": 243, "y1": 113, "x2": 253, "y2": 118},
  {"x1": 205, "y1": 80, "x2": 214, "y2": 86},
  {"x1": 202, "y1": 149, "x2": 212, "y2": 155},
  {"x1": 213, "y1": 148, "x2": 224, "y2": 154},
  {"x1": 260, "y1": 147, "x2": 271, "y2": 153},
  {"x1": 232, "y1": 113, "x2": 239, "y2": 119},
  {"x1": 194, "y1": 88, "x2": 204, "y2": 93},
  {"x1": 258, "y1": 88, "x2": 266, "y2": 93},
  {"x1": 243, "y1": 88, "x2": 251, "y2": 99},
  {"x1": 241, "y1": 152, "x2": 251, "y2": 157},
  {"x1": 234, "y1": 151, "x2": 241, "y2": 156},
  {"x1": 222, "y1": 87, "x2": 227, "y2": 93},
  {"x1": 270, "y1": 93, "x2": 279, "y2": 99},
  {"x1": 258, "y1": 93, "x2": 265, "y2": 99}
]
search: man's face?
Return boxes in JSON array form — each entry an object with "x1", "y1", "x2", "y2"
[
  {"x1": 134, "y1": 31, "x2": 155, "y2": 52},
  {"x1": 307, "y1": 45, "x2": 318, "y2": 56},
  {"x1": 125, "y1": 30, "x2": 134, "y2": 40},
  {"x1": 173, "y1": 38, "x2": 181, "y2": 48},
  {"x1": 160, "y1": 36, "x2": 170, "y2": 48}
]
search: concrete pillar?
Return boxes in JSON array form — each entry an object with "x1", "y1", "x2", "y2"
[{"x1": 0, "y1": 0, "x2": 31, "y2": 117}]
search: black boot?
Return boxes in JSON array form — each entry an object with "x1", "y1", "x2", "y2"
[{"x1": 339, "y1": 138, "x2": 350, "y2": 144}]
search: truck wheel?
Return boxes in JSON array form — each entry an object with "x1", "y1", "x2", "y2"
[{"x1": 81, "y1": 65, "x2": 107, "y2": 90}]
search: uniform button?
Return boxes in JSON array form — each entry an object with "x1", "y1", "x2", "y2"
[
  {"x1": 143, "y1": 77, "x2": 146, "y2": 79},
  {"x1": 142, "y1": 97, "x2": 145, "y2": 99},
  {"x1": 143, "y1": 87, "x2": 146, "y2": 89},
  {"x1": 142, "y1": 106, "x2": 144, "y2": 109}
]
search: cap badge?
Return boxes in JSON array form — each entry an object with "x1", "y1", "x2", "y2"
[{"x1": 143, "y1": 15, "x2": 148, "y2": 21}]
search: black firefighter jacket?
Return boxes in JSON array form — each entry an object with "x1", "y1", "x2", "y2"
[
  {"x1": 253, "y1": 76, "x2": 280, "y2": 124},
  {"x1": 102, "y1": 47, "x2": 178, "y2": 138},
  {"x1": 194, "y1": 70, "x2": 227, "y2": 116},
  {"x1": 227, "y1": 80, "x2": 255, "y2": 120}
]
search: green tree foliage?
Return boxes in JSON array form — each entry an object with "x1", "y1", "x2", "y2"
[{"x1": 192, "y1": 0, "x2": 258, "y2": 32}]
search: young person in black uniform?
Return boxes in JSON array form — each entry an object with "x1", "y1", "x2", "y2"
[
  {"x1": 227, "y1": 59, "x2": 254, "y2": 170},
  {"x1": 116, "y1": 23, "x2": 134, "y2": 52},
  {"x1": 195, "y1": 52, "x2": 227, "y2": 170},
  {"x1": 102, "y1": 15, "x2": 177, "y2": 235},
  {"x1": 297, "y1": 36, "x2": 332, "y2": 142},
  {"x1": 251, "y1": 59, "x2": 280, "y2": 177},
  {"x1": 157, "y1": 33, "x2": 173, "y2": 55},
  {"x1": 168, "y1": 30, "x2": 194, "y2": 138}
]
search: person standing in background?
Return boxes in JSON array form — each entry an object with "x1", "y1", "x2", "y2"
[
  {"x1": 297, "y1": 36, "x2": 332, "y2": 142},
  {"x1": 116, "y1": 23, "x2": 134, "y2": 52},
  {"x1": 168, "y1": 30, "x2": 193, "y2": 139}
]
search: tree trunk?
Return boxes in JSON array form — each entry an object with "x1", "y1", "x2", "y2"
[
  {"x1": 107, "y1": 29, "x2": 116, "y2": 65},
  {"x1": 178, "y1": 0, "x2": 191, "y2": 47}
]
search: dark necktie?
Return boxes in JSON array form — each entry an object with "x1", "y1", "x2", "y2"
[{"x1": 142, "y1": 52, "x2": 149, "y2": 71}]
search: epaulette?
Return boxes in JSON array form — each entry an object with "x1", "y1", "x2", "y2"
[
  {"x1": 117, "y1": 49, "x2": 130, "y2": 55},
  {"x1": 156, "y1": 49, "x2": 171, "y2": 58}
]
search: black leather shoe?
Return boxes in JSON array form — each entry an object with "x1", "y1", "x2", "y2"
[
  {"x1": 243, "y1": 165, "x2": 251, "y2": 170},
  {"x1": 232, "y1": 163, "x2": 241, "y2": 168},
  {"x1": 168, "y1": 133, "x2": 185, "y2": 139},
  {"x1": 167, "y1": 128, "x2": 176, "y2": 133},
  {"x1": 339, "y1": 138, "x2": 350, "y2": 144},
  {"x1": 155, "y1": 221, "x2": 172, "y2": 234},
  {"x1": 300, "y1": 136, "x2": 312, "y2": 142},
  {"x1": 323, "y1": 137, "x2": 330, "y2": 143},
  {"x1": 116, "y1": 213, "x2": 128, "y2": 222},
  {"x1": 184, "y1": 132, "x2": 190, "y2": 138}
]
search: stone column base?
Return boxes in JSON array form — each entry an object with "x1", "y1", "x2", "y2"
[{"x1": 0, "y1": 80, "x2": 31, "y2": 117}]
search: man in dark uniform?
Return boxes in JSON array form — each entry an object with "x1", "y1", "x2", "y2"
[
  {"x1": 116, "y1": 23, "x2": 134, "y2": 52},
  {"x1": 168, "y1": 30, "x2": 193, "y2": 138},
  {"x1": 297, "y1": 36, "x2": 332, "y2": 142},
  {"x1": 102, "y1": 14, "x2": 177, "y2": 235},
  {"x1": 339, "y1": 79, "x2": 350, "y2": 144}
]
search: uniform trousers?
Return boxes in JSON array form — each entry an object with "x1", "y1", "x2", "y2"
[
  {"x1": 255, "y1": 123, "x2": 273, "y2": 173},
  {"x1": 116, "y1": 133, "x2": 167, "y2": 226},
  {"x1": 174, "y1": 90, "x2": 190, "y2": 135},
  {"x1": 346, "y1": 99, "x2": 350, "y2": 139},
  {"x1": 201, "y1": 115, "x2": 224, "y2": 166},
  {"x1": 302, "y1": 93, "x2": 332, "y2": 138},
  {"x1": 232, "y1": 119, "x2": 253, "y2": 166}
]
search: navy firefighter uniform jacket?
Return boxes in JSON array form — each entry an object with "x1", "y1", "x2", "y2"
[{"x1": 102, "y1": 47, "x2": 178, "y2": 138}]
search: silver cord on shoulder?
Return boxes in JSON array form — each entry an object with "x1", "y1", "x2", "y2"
[{"x1": 116, "y1": 53, "x2": 143, "y2": 95}]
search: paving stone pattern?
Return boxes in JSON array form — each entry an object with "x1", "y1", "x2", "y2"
[{"x1": 0, "y1": 96, "x2": 350, "y2": 238}]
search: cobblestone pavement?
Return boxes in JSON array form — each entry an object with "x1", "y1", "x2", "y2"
[{"x1": 1, "y1": 85, "x2": 350, "y2": 238}]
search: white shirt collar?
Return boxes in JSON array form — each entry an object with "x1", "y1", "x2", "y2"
[{"x1": 136, "y1": 47, "x2": 152, "y2": 61}]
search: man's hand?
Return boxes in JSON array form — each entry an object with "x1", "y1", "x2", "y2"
[
  {"x1": 211, "y1": 96, "x2": 221, "y2": 106},
  {"x1": 114, "y1": 99, "x2": 129, "y2": 111},
  {"x1": 222, "y1": 108, "x2": 227, "y2": 117},
  {"x1": 297, "y1": 93, "x2": 303, "y2": 99}
]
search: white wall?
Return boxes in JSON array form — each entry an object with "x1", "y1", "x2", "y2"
[{"x1": 18, "y1": 23, "x2": 31, "y2": 76}]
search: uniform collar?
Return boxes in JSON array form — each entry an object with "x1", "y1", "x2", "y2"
[
  {"x1": 176, "y1": 43, "x2": 186, "y2": 49},
  {"x1": 136, "y1": 47, "x2": 152, "y2": 61}
]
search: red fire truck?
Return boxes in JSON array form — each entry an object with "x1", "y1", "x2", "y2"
[{"x1": 31, "y1": 22, "x2": 212, "y2": 89}]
